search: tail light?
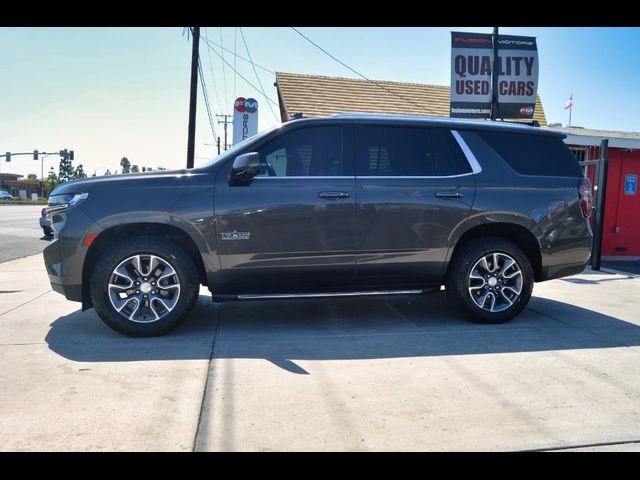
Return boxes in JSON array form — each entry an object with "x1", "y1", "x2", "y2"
[
  {"x1": 579, "y1": 177, "x2": 593, "y2": 218},
  {"x1": 41, "y1": 208, "x2": 47, "y2": 217}
]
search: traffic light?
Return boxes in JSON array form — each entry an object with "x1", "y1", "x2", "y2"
[
  {"x1": 33, "y1": 149, "x2": 38, "y2": 160},
  {"x1": 5, "y1": 152, "x2": 10, "y2": 162},
  {"x1": 69, "y1": 150, "x2": 74, "y2": 161}
]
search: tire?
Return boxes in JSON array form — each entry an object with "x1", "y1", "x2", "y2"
[
  {"x1": 90, "y1": 236, "x2": 200, "y2": 336},
  {"x1": 42, "y1": 226, "x2": 53, "y2": 236},
  {"x1": 445, "y1": 237, "x2": 534, "y2": 324}
]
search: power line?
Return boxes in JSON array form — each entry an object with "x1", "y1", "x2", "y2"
[
  {"x1": 199, "y1": 37, "x2": 274, "y2": 74},
  {"x1": 200, "y1": 35, "x2": 280, "y2": 107},
  {"x1": 219, "y1": 27, "x2": 229, "y2": 110},
  {"x1": 290, "y1": 27, "x2": 430, "y2": 113},
  {"x1": 203, "y1": 28, "x2": 223, "y2": 112},
  {"x1": 233, "y1": 27, "x2": 237, "y2": 101},
  {"x1": 239, "y1": 27, "x2": 279, "y2": 121},
  {"x1": 197, "y1": 54, "x2": 218, "y2": 141}
]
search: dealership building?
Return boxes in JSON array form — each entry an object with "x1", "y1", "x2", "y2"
[{"x1": 275, "y1": 72, "x2": 640, "y2": 260}]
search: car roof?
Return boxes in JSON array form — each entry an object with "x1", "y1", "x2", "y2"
[{"x1": 284, "y1": 113, "x2": 565, "y2": 138}]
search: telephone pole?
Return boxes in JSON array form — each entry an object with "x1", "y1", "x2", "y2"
[
  {"x1": 216, "y1": 114, "x2": 232, "y2": 150},
  {"x1": 186, "y1": 27, "x2": 200, "y2": 169}
]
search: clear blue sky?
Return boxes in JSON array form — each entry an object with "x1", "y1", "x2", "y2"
[{"x1": 1, "y1": 26, "x2": 638, "y2": 178}]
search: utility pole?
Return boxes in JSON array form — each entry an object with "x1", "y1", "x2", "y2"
[
  {"x1": 217, "y1": 136, "x2": 221, "y2": 155},
  {"x1": 216, "y1": 114, "x2": 232, "y2": 150},
  {"x1": 490, "y1": 26, "x2": 500, "y2": 121},
  {"x1": 186, "y1": 26, "x2": 200, "y2": 169}
]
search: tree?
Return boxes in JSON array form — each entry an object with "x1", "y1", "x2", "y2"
[
  {"x1": 45, "y1": 167, "x2": 58, "y2": 196},
  {"x1": 25, "y1": 174, "x2": 38, "y2": 182},
  {"x1": 120, "y1": 157, "x2": 131, "y2": 174},
  {"x1": 131, "y1": 164, "x2": 139, "y2": 173},
  {"x1": 58, "y1": 154, "x2": 74, "y2": 183},
  {"x1": 74, "y1": 164, "x2": 87, "y2": 179}
]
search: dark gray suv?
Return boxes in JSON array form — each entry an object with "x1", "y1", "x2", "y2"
[{"x1": 43, "y1": 114, "x2": 593, "y2": 336}]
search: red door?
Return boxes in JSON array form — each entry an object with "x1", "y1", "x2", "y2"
[{"x1": 604, "y1": 149, "x2": 640, "y2": 257}]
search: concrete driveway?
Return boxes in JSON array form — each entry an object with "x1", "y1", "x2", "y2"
[{"x1": 1, "y1": 253, "x2": 640, "y2": 451}]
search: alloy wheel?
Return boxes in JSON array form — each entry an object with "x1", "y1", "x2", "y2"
[
  {"x1": 107, "y1": 254, "x2": 181, "y2": 323},
  {"x1": 467, "y1": 252, "x2": 523, "y2": 313}
]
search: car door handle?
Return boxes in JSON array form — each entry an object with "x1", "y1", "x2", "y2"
[
  {"x1": 435, "y1": 191, "x2": 464, "y2": 199},
  {"x1": 318, "y1": 191, "x2": 350, "y2": 199}
]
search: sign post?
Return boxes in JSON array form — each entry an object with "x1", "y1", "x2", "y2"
[{"x1": 591, "y1": 139, "x2": 609, "y2": 271}]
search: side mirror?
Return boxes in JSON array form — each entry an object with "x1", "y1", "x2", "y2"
[{"x1": 229, "y1": 152, "x2": 260, "y2": 185}]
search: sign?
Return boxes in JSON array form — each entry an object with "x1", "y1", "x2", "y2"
[
  {"x1": 232, "y1": 97, "x2": 259, "y2": 146},
  {"x1": 450, "y1": 32, "x2": 493, "y2": 118},
  {"x1": 451, "y1": 32, "x2": 539, "y2": 119},
  {"x1": 625, "y1": 174, "x2": 637, "y2": 196}
]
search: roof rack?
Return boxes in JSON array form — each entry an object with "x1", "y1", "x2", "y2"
[{"x1": 496, "y1": 119, "x2": 540, "y2": 128}]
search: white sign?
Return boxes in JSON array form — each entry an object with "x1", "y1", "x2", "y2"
[
  {"x1": 232, "y1": 97, "x2": 259, "y2": 146},
  {"x1": 451, "y1": 32, "x2": 539, "y2": 119}
]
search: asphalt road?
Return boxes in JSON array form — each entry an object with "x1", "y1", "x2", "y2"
[{"x1": 0, "y1": 205, "x2": 51, "y2": 263}]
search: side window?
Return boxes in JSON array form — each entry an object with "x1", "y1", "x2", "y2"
[
  {"x1": 360, "y1": 126, "x2": 432, "y2": 176},
  {"x1": 256, "y1": 126, "x2": 343, "y2": 177},
  {"x1": 478, "y1": 131, "x2": 582, "y2": 177},
  {"x1": 428, "y1": 128, "x2": 472, "y2": 176}
]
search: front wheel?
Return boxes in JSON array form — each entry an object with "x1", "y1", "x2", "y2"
[
  {"x1": 445, "y1": 237, "x2": 534, "y2": 324},
  {"x1": 90, "y1": 236, "x2": 200, "y2": 336}
]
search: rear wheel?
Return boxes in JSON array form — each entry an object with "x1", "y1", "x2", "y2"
[
  {"x1": 90, "y1": 236, "x2": 200, "y2": 336},
  {"x1": 445, "y1": 237, "x2": 534, "y2": 324}
]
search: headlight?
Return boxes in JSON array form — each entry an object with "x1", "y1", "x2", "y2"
[{"x1": 47, "y1": 192, "x2": 89, "y2": 214}]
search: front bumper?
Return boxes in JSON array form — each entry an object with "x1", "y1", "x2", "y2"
[
  {"x1": 43, "y1": 238, "x2": 83, "y2": 302},
  {"x1": 42, "y1": 207, "x2": 98, "y2": 304}
]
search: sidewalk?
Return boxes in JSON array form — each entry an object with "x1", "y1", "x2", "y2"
[
  {"x1": 0, "y1": 254, "x2": 218, "y2": 451},
  {"x1": 2, "y1": 254, "x2": 640, "y2": 451}
]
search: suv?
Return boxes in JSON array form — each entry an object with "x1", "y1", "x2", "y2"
[{"x1": 43, "y1": 114, "x2": 593, "y2": 336}]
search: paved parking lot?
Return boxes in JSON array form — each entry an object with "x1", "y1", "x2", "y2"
[{"x1": 1, "y1": 253, "x2": 640, "y2": 451}]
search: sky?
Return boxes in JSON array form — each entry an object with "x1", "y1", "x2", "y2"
[{"x1": 1, "y1": 26, "x2": 639, "y2": 179}]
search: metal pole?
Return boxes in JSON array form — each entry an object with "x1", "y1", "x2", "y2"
[
  {"x1": 217, "y1": 136, "x2": 221, "y2": 155},
  {"x1": 224, "y1": 117, "x2": 228, "y2": 150},
  {"x1": 569, "y1": 104, "x2": 572, "y2": 126},
  {"x1": 591, "y1": 139, "x2": 609, "y2": 271},
  {"x1": 491, "y1": 26, "x2": 500, "y2": 121},
  {"x1": 217, "y1": 114, "x2": 232, "y2": 150},
  {"x1": 186, "y1": 27, "x2": 200, "y2": 169}
]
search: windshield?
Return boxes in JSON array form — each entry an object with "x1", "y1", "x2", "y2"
[{"x1": 201, "y1": 125, "x2": 280, "y2": 168}]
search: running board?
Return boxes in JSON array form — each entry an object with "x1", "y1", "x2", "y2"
[{"x1": 211, "y1": 289, "x2": 429, "y2": 302}]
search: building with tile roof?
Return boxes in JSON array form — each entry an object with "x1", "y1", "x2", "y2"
[{"x1": 275, "y1": 72, "x2": 547, "y2": 126}]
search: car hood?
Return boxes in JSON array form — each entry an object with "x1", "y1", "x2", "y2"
[{"x1": 49, "y1": 169, "x2": 191, "y2": 195}]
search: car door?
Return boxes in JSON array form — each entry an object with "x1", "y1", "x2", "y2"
[
  {"x1": 213, "y1": 124, "x2": 357, "y2": 293},
  {"x1": 355, "y1": 123, "x2": 477, "y2": 286}
]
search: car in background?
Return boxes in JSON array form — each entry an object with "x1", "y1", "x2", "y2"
[
  {"x1": 0, "y1": 190, "x2": 13, "y2": 200},
  {"x1": 39, "y1": 207, "x2": 52, "y2": 236}
]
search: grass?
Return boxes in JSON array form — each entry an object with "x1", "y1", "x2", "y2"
[{"x1": 0, "y1": 198, "x2": 48, "y2": 205}]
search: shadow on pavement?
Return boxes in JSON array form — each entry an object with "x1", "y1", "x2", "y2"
[{"x1": 45, "y1": 291, "x2": 640, "y2": 373}]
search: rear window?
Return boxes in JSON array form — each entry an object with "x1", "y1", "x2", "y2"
[{"x1": 478, "y1": 131, "x2": 582, "y2": 177}]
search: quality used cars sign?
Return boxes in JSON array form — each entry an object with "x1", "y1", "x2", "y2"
[{"x1": 450, "y1": 31, "x2": 539, "y2": 119}]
